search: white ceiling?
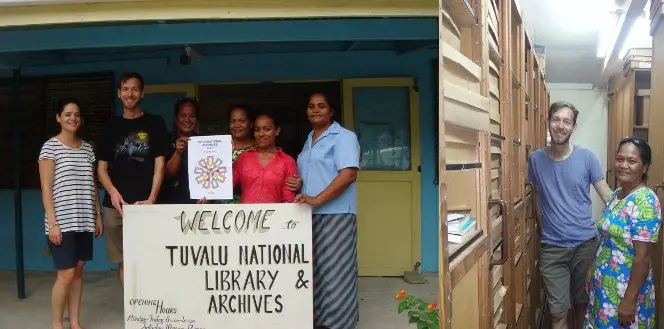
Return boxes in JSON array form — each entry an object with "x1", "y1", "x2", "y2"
[{"x1": 519, "y1": 0, "x2": 624, "y2": 86}]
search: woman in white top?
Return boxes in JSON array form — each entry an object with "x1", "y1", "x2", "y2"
[{"x1": 38, "y1": 99, "x2": 103, "y2": 329}]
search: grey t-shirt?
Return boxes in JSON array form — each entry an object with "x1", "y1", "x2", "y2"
[{"x1": 528, "y1": 145, "x2": 604, "y2": 247}]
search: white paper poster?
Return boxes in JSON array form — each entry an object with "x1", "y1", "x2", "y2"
[
  {"x1": 187, "y1": 135, "x2": 233, "y2": 200},
  {"x1": 122, "y1": 203, "x2": 314, "y2": 329}
]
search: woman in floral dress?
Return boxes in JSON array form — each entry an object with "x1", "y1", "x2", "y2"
[
  {"x1": 585, "y1": 136, "x2": 662, "y2": 328},
  {"x1": 198, "y1": 105, "x2": 255, "y2": 205},
  {"x1": 227, "y1": 105, "x2": 256, "y2": 203}
]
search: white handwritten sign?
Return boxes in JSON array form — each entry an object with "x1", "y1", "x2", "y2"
[
  {"x1": 187, "y1": 135, "x2": 233, "y2": 200},
  {"x1": 122, "y1": 203, "x2": 313, "y2": 329}
]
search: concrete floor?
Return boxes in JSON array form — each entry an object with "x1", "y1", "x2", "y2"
[{"x1": 0, "y1": 271, "x2": 438, "y2": 329}]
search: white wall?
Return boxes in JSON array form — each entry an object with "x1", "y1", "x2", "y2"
[{"x1": 548, "y1": 83, "x2": 609, "y2": 219}]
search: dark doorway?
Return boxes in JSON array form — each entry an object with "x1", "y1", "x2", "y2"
[{"x1": 197, "y1": 81, "x2": 342, "y2": 159}]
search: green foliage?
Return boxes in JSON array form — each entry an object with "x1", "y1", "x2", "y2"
[
  {"x1": 596, "y1": 246, "x2": 611, "y2": 266},
  {"x1": 394, "y1": 290, "x2": 439, "y2": 329},
  {"x1": 603, "y1": 275, "x2": 621, "y2": 305}
]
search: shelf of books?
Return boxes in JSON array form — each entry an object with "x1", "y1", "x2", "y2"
[{"x1": 437, "y1": 0, "x2": 549, "y2": 328}]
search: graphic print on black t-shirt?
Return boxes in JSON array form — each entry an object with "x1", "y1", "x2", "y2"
[
  {"x1": 97, "y1": 113, "x2": 170, "y2": 208},
  {"x1": 114, "y1": 130, "x2": 151, "y2": 162}
]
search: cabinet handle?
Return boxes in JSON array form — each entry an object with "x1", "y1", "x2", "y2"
[{"x1": 489, "y1": 198, "x2": 509, "y2": 269}]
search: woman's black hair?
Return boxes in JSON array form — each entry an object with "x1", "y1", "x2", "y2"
[
  {"x1": 171, "y1": 98, "x2": 198, "y2": 133},
  {"x1": 57, "y1": 98, "x2": 81, "y2": 115},
  {"x1": 254, "y1": 110, "x2": 280, "y2": 128},
  {"x1": 308, "y1": 91, "x2": 336, "y2": 111},
  {"x1": 229, "y1": 104, "x2": 254, "y2": 121},
  {"x1": 618, "y1": 136, "x2": 652, "y2": 182},
  {"x1": 174, "y1": 97, "x2": 199, "y2": 117}
]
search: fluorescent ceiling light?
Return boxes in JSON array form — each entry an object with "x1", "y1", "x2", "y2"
[{"x1": 597, "y1": 11, "x2": 622, "y2": 58}]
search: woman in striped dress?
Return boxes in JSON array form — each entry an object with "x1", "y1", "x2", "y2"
[
  {"x1": 293, "y1": 92, "x2": 361, "y2": 329},
  {"x1": 38, "y1": 99, "x2": 103, "y2": 329}
]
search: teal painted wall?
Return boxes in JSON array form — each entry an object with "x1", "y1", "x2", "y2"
[{"x1": 0, "y1": 49, "x2": 441, "y2": 273}]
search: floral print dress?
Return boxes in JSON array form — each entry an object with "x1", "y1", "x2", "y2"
[{"x1": 584, "y1": 187, "x2": 662, "y2": 329}]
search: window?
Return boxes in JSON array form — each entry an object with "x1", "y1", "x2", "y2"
[{"x1": 0, "y1": 72, "x2": 115, "y2": 189}]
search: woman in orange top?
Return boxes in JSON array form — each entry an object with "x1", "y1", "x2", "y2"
[{"x1": 233, "y1": 112, "x2": 298, "y2": 203}]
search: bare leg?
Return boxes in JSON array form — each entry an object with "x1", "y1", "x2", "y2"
[
  {"x1": 67, "y1": 261, "x2": 85, "y2": 329},
  {"x1": 118, "y1": 262, "x2": 124, "y2": 288},
  {"x1": 573, "y1": 303, "x2": 587, "y2": 329},
  {"x1": 551, "y1": 310, "x2": 569, "y2": 329},
  {"x1": 51, "y1": 268, "x2": 76, "y2": 329}
]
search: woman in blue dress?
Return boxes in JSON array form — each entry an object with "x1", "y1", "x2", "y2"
[
  {"x1": 292, "y1": 92, "x2": 361, "y2": 329},
  {"x1": 584, "y1": 136, "x2": 662, "y2": 328}
]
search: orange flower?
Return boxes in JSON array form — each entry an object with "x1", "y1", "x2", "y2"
[
  {"x1": 399, "y1": 290, "x2": 407, "y2": 295},
  {"x1": 427, "y1": 303, "x2": 438, "y2": 311},
  {"x1": 395, "y1": 294, "x2": 403, "y2": 300}
]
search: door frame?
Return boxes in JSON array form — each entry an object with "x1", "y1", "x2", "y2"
[
  {"x1": 340, "y1": 77, "x2": 422, "y2": 273},
  {"x1": 144, "y1": 83, "x2": 197, "y2": 98}
]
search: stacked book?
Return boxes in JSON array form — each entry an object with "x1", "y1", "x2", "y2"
[
  {"x1": 447, "y1": 211, "x2": 477, "y2": 244},
  {"x1": 622, "y1": 47, "x2": 652, "y2": 72}
]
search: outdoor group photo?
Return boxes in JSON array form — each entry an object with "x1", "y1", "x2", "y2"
[{"x1": 39, "y1": 71, "x2": 361, "y2": 329}]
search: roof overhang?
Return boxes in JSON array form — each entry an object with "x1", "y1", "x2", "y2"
[{"x1": 0, "y1": 0, "x2": 438, "y2": 28}]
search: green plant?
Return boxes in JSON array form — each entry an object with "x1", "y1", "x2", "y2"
[{"x1": 394, "y1": 290, "x2": 439, "y2": 329}]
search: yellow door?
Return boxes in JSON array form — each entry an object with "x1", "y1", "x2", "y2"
[{"x1": 341, "y1": 77, "x2": 421, "y2": 276}]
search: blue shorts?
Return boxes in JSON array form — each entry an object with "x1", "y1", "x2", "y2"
[{"x1": 47, "y1": 231, "x2": 94, "y2": 270}]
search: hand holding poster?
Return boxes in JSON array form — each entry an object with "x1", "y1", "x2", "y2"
[
  {"x1": 187, "y1": 135, "x2": 233, "y2": 200},
  {"x1": 122, "y1": 203, "x2": 313, "y2": 329}
]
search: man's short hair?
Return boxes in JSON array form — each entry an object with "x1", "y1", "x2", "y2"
[
  {"x1": 548, "y1": 101, "x2": 579, "y2": 124},
  {"x1": 118, "y1": 72, "x2": 145, "y2": 91}
]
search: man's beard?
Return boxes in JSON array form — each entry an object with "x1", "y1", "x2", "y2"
[
  {"x1": 550, "y1": 132, "x2": 571, "y2": 145},
  {"x1": 123, "y1": 98, "x2": 141, "y2": 110}
]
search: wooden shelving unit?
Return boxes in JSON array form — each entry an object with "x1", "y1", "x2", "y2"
[
  {"x1": 438, "y1": 0, "x2": 550, "y2": 328},
  {"x1": 647, "y1": 2, "x2": 664, "y2": 324},
  {"x1": 607, "y1": 47, "x2": 652, "y2": 189}
]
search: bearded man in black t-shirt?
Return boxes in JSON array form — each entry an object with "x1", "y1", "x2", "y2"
[{"x1": 96, "y1": 72, "x2": 170, "y2": 287}]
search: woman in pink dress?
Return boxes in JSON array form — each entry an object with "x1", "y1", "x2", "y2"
[{"x1": 233, "y1": 112, "x2": 298, "y2": 203}]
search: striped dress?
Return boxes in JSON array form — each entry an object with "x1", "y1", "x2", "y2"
[
  {"x1": 312, "y1": 213, "x2": 359, "y2": 329},
  {"x1": 38, "y1": 137, "x2": 97, "y2": 234},
  {"x1": 296, "y1": 121, "x2": 361, "y2": 329}
]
